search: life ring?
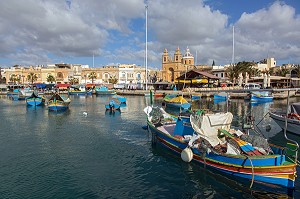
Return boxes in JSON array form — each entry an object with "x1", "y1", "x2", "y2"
[{"x1": 287, "y1": 113, "x2": 300, "y2": 120}]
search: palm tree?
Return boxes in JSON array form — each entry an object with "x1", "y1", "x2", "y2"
[
  {"x1": 108, "y1": 76, "x2": 118, "y2": 84},
  {"x1": 277, "y1": 66, "x2": 290, "y2": 77},
  {"x1": 27, "y1": 72, "x2": 38, "y2": 84},
  {"x1": 9, "y1": 74, "x2": 18, "y2": 84},
  {"x1": 47, "y1": 75, "x2": 56, "y2": 83},
  {"x1": 88, "y1": 72, "x2": 97, "y2": 83},
  {"x1": 69, "y1": 78, "x2": 79, "y2": 85}
]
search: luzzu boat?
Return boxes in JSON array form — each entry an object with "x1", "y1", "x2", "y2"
[
  {"x1": 144, "y1": 106, "x2": 298, "y2": 189},
  {"x1": 105, "y1": 99, "x2": 121, "y2": 111},
  {"x1": 163, "y1": 94, "x2": 191, "y2": 110},
  {"x1": 250, "y1": 91, "x2": 273, "y2": 102},
  {"x1": 25, "y1": 92, "x2": 45, "y2": 106},
  {"x1": 112, "y1": 95, "x2": 126, "y2": 104},
  {"x1": 68, "y1": 85, "x2": 88, "y2": 95},
  {"x1": 48, "y1": 93, "x2": 71, "y2": 111},
  {"x1": 213, "y1": 92, "x2": 229, "y2": 100},
  {"x1": 95, "y1": 86, "x2": 116, "y2": 95}
]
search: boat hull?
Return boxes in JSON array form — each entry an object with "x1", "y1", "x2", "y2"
[
  {"x1": 165, "y1": 102, "x2": 191, "y2": 109},
  {"x1": 26, "y1": 97, "x2": 44, "y2": 106},
  {"x1": 68, "y1": 91, "x2": 87, "y2": 95},
  {"x1": 147, "y1": 121, "x2": 296, "y2": 188},
  {"x1": 250, "y1": 95, "x2": 273, "y2": 102},
  {"x1": 48, "y1": 103, "x2": 69, "y2": 111},
  {"x1": 269, "y1": 112, "x2": 300, "y2": 135}
]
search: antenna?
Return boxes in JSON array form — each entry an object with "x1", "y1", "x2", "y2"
[{"x1": 145, "y1": 1, "x2": 148, "y2": 91}]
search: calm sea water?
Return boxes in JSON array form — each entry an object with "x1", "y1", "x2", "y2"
[{"x1": 0, "y1": 94, "x2": 299, "y2": 199}]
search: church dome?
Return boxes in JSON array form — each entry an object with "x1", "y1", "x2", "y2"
[{"x1": 183, "y1": 47, "x2": 193, "y2": 58}]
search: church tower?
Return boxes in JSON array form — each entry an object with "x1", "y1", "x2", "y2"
[{"x1": 182, "y1": 47, "x2": 194, "y2": 66}]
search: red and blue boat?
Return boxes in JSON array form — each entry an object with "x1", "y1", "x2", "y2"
[{"x1": 144, "y1": 106, "x2": 298, "y2": 189}]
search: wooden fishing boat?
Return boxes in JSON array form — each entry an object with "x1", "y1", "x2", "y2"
[
  {"x1": 112, "y1": 95, "x2": 126, "y2": 104},
  {"x1": 269, "y1": 102, "x2": 300, "y2": 135},
  {"x1": 213, "y1": 92, "x2": 229, "y2": 100},
  {"x1": 95, "y1": 86, "x2": 116, "y2": 95},
  {"x1": 105, "y1": 99, "x2": 121, "y2": 111},
  {"x1": 25, "y1": 92, "x2": 45, "y2": 106},
  {"x1": 68, "y1": 85, "x2": 88, "y2": 95},
  {"x1": 250, "y1": 91, "x2": 273, "y2": 102},
  {"x1": 48, "y1": 93, "x2": 71, "y2": 111},
  {"x1": 163, "y1": 94, "x2": 191, "y2": 110},
  {"x1": 144, "y1": 106, "x2": 298, "y2": 189}
]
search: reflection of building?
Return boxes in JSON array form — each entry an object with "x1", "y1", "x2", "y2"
[{"x1": 162, "y1": 47, "x2": 195, "y2": 82}]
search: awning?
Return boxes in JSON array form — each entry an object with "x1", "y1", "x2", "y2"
[
  {"x1": 56, "y1": 83, "x2": 70, "y2": 89},
  {"x1": 178, "y1": 79, "x2": 208, "y2": 83}
]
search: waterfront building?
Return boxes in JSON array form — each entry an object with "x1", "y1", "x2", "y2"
[{"x1": 161, "y1": 47, "x2": 195, "y2": 82}]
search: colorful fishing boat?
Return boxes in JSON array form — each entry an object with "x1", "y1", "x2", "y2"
[
  {"x1": 48, "y1": 93, "x2": 71, "y2": 111},
  {"x1": 269, "y1": 102, "x2": 300, "y2": 135},
  {"x1": 68, "y1": 85, "x2": 88, "y2": 95},
  {"x1": 112, "y1": 95, "x2": 126, "y2": 104},
  {"x1": 95, "y1": 86, "x2": 116, "y2": 95},
  {"x1": 105, "y1": 99, "x2": 121, "y2": 111},
  {"x1": 25, "y1": 92, "x2": 45, "y2": 106},
  {"x1": 250, "y1": 91, "x2": 273, "y2": 102},
  {"x1": 163, "y1": 94, "x2": 191, "y2": 110},
  {"x1": 144, "y1": 106, "x2": 298, "y2": 189}
]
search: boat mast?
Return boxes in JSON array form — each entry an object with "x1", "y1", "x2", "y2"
[
  {"x1": 232, "y1": 26, "x2": 235, "y2": 65},
  {"x1": 145, "y1": 1, "x2": 148, "y2": 91},
  {"x1": 93, "y1": 53, "x2": 94, "y2": 68}
]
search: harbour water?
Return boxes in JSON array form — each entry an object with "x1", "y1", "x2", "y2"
[{"x1": 0, "y1": 94, "x2": 299, "y2": 198}]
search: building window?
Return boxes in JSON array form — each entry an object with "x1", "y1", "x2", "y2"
[
  {"x1": 176, "y1": 56, "x2": 178, "y2": 61},
  {"x1": 221, "y1": 73, "x2": 224, "y2": 78},
  {"x1": 164, "y1": 57, "x2": 166, "y2": 62},
  {"x1": 189, "y1": 60, "x2": 191, "y2": 64}
]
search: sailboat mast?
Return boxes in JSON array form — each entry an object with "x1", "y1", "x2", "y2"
[
  {"x1": 93, "y1": 53, "x2": 94, "y2": 68},
  {"x1": 145, "y1": 3, "x2": 148, "y2": 90},
  {"x1": 145, "y1": 2, "x2": 148, "y2": 91},
  {"x1": 232, "y1": 26, "x2": 235, "y2": 65}
]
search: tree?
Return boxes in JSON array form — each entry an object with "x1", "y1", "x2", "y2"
[
  {"x1": 27, "y1": 72, "x2": 38, "y2": 84},
  {"x1": 108, "y1": 76, "x2": 118, "y2": 84},
  {"x1": 69, "y1": 78, "x2": 79, "y2": 85},
  {"x1": 9, "y1": 74, "x2": 19, "y2": 84},
  {"x1": 47, "y1": 75, "x2": 55, "y2": 83},
  {"x1": 88, "y1": 72, "x2": 97, "y2": 83},
  {"x1": 277, "y1": 66, "x2": 290, "y2": 77}
]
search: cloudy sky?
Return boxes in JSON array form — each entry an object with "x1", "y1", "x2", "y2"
[{"x1": 0, "y1": 0, "x2": 299, "y2": 69}]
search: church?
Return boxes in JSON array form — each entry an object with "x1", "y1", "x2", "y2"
[{"x1": 161, "y1": 47, "x2": 195, "y2": 82}]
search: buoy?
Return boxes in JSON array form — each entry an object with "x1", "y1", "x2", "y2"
[
  {"x1": 83, "y1": 112, "x2": 88, "y2": 116},
  {"x1": 181, "y1": 147, "x2": 193, "y2": 162}
]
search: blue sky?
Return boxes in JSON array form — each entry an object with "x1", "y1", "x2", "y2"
[{"x1": 0, "y1": 0, "x2": 299, "y2": 69}]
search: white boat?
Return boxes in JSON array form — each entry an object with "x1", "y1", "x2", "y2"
[{"x1": 269, "y1": 102, "x2": 300, "y2": 135}]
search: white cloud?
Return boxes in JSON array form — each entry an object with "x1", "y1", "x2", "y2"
[{"x1": 0, "y1": 0, "x2": 299, "y2": 67}]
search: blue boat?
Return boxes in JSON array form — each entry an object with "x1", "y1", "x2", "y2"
[
  {"x1": 112, "y1": 95, "x2": 126, "y2": 104},
  {"x1": 163, "y1": 95, "x2": 191, "y2": 110},
  {"x1": 105, "y1": 99, "x2": 121, "y2": 111},
  {"x1": 25, "y1": 92, "x2": 45, "y2": 106},
  {"x1": 48, "y1": 93, "x2": 71, "y2": 112},
  {"x1": 95, "y1": 86, "x2": 116, "y2": 95},
  {"x1": 213, "y1": 92, "x2": 229, "y2": 100},
  {"x1": 250, "y1": 91, "x2": 273, "y2": 102},
  {"x1": 144, "y1": 106, "x2": 298, "y2": 189},
  {"x1": 68, "y1": 85, "x2": 88, "y2": 95}
]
